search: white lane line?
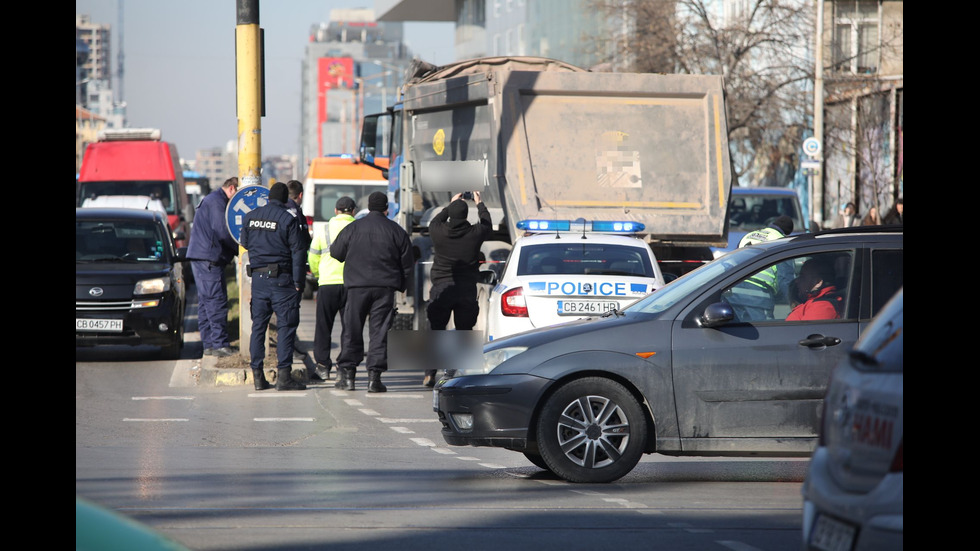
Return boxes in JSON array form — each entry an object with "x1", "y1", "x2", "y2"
[
  {"x1": 132, "y1": 396, "x2": 193, "y2": 400},
  {"x1": 410, "y1": 438, "x2": 437, "y2": 447},
  {"x1": 248, "y1": 393, "x2": 307, "y2": 398},
  {"x1": 377, "y1": 418, "x2": 440, "y2": 424},
  {"x1": 329, "y1": 390, "x2": 349, "y2": 396},
  {"x1": 479, "y1": 463, "x2": 507, "y2": 469},
  {"x1": 456, "y1": 456, "x2": 481, "y2": 461},
  {"x1": 358, "y1": 409, "x2": 381, "y2": 416},
  {"x1": 717, "y1": 541, "x2": 764, "y2": 551},
  {"x1": 253, "y1": 418, "x2": 315, "y2": 422},
  {"x1": 534, "y1": 480, "x2": 566, "y2": 486},
  {"x1": 570, "y1": 490, "x2": 607, "y2": 496},
  {"x1": 390, "y1": 427, "x2": 415, "y2": 434},
  {"x1": 364, "y1": 394, "x2": 425, "y2": 399},
  {"x1": 344, "y1": 399, "x2": 363, "y2": 406},
  {"x1": 601, "y1": 498, "x2": 648, "y2": 509},
  {"x1": 431, "y1": 448, "x2": 456, "y2": 455},
  {"x1": 123, "y1": 418, "x2": 188, "y2": 422}
]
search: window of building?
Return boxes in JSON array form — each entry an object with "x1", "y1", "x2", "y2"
[{"x1": 833, "y1": 0, "x2": 880, "y2": 74}]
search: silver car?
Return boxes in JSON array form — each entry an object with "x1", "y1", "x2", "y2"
[{"x1": 801, "y1": 287, "x2": 903, "y2": 550}]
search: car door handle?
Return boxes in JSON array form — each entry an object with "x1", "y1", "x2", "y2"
[{"x1": 798, "y1": 334, "x2": 842, "y2": 348}]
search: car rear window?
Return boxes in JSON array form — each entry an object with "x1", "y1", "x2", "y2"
[{"x1": 516, "y1": 243, "x2": 654, "y2": 277}]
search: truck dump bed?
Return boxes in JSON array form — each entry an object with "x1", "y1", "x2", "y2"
[{"x1": 401, "y1": 57, "x2": 732, "y2": 247}]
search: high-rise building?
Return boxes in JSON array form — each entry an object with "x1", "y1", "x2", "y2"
[
  {"x1": 299, "y1": 8, "x2": 412, "y2": 174},
  {"x1": 76, "y1": 14, "x2": 112, "y2": 107}
]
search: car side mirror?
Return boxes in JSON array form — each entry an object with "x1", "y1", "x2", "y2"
[
  {"x1": 478, "y1": 270, "x2": 497, "y2": 286},
  {"x1": 699, "y1": 302, "x2": 734, "y2": 328},
  {"x1": 174, "y1": 247, "x2": 188, "y2": 263}
]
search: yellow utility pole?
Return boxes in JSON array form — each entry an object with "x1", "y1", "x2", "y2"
[{"x1": 235, "y1": 0, "x2": 263, "y2": 359}]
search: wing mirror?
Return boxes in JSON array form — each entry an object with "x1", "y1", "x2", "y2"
[{"x1": 699, "y1": 302, "x2": 734, "y2": 328}]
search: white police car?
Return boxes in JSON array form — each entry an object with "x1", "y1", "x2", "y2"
[{"x1": 485, "y1": 219, "x2": 666, "y2": 342}]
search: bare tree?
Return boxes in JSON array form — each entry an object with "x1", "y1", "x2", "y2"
[{"x1": 586, "y1": 0, "x2": 814, "y2": 186}]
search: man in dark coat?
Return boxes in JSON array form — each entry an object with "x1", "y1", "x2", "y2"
[
  {"x1": 423, "y1": 192, "x2": 493, "y2": 386},
  {"x1": 329, "y1": 192, "x2": 414, "y2": 393},
  {"x1": 186, "y1": 177, "x2": 239, "y2": 357}
]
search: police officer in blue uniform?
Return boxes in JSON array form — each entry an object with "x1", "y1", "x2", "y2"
[{"x1": 240, "y1": 182, "x2": 307, "y2": 391}]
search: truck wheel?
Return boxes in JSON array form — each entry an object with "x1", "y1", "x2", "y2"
[
  {"x1": 535, "y1": 377, "x2": 647, "y2": 483},
  {"x1": 392, "y1": 313, "x2": 414, "y2": 331}
]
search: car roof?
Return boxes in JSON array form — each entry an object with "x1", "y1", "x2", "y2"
[
  {"x1": 514, "y1": 232, "x2": 651, "y2": 247},
  {"x1": 75, "y1": 207, "x2": 168, "y2": 224},
  {"x1": 731, "y1": 186, "x2": 800, "y2": 196},
  {"x1": 744, "y1": 224, "x2": 904, "y2": 252}
]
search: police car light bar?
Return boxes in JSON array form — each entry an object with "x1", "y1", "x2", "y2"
[{"x1": 516, "y1": 219, "x2": 645, "y2": 234}]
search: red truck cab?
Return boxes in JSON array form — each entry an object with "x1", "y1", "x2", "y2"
[{"x1": 77, "y1": 128, "x2": 193, "y2": 248}]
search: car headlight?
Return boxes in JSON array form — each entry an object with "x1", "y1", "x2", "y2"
[
  {"x1": 134, "y1": 277, "x2": 170, "y2": 295},
  {"x1": 450, "y1": 346, "x2": 528, "y2": 377}
]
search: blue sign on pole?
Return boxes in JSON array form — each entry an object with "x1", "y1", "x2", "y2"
[{"x1": 226, "y1": 185, "x2": 269, "y2": 245}]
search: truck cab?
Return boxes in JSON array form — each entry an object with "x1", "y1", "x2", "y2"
[{"x1": 77, "y1": 128, "x2": 193, "y2": 248}]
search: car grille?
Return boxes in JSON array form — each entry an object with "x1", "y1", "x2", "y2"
[{"x1": 76, "y1": 299, "x2": 159, "y2": 311}]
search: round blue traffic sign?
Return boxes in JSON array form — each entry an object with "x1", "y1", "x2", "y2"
[
  {"x1": 226, "y1": 185, "x2": 269, "y2": 245},
  {"x1": 802, "y1": 137, "x2": 821, "y2": 158}
]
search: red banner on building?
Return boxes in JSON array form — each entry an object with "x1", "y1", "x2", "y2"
[{"x1": 317, "y1": 57, "x2": 354, "y2": 156}]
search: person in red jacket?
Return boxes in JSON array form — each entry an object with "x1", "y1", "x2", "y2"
[{"x1": 786, "y1": 258, "x2": 843, "y2": 321}]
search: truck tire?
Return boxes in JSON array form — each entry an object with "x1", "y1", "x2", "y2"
[
  {"x1": 392, "y1": 313, "x2": 414, "y2": 331},
  {"x1": 535, "y1": 377, "x2": 647, "y2": 483}
]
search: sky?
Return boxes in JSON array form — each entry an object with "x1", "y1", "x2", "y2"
[{"x1": 76, "y1": 1, "x2": 455, "y2": 159}]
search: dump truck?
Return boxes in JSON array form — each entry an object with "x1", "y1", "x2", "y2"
[{"x1": 358, "y1": 56, "x2": 733, "y2": 331}]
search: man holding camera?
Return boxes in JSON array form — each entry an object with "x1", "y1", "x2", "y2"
[{"x1": 423, "y1": 191, "x2": 493, "y2": 386}]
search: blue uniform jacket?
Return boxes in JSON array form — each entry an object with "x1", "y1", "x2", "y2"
[
  {"x1": 186, "y1": 188, "x2": 238, "y2": 264},
  {"x1": 241, "y1": 199, "x2": 306, "y2": 288}
]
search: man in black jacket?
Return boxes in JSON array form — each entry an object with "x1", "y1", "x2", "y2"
[
  {"x1": 329, "y1": 192, "x2": 414, "y2": 392},
  {"x1": 423, "y1": 192, "x2": 493, "y2": 386}
]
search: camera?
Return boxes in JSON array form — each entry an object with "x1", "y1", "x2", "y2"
[{"x1": 461, "y1": 191, "x2": 473, "y2": 200}]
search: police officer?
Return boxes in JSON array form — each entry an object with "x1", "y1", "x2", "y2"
[
  {"x1": 423, "y1": 191, "x2": 493, "y2": 387},
  {"x1": 240, "y1": 182, "x2": 307, "y2": 391},
  {"x1": 730, "y1": 215, "x2": 794, "y2": 321},
  {"x1": 307, "y1": 196, "x2": 357, "y2": 380}
]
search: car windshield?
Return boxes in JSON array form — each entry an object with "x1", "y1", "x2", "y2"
[
  {"x1": 626, "y1": 246, "x2": 767, "y2": 314},
  {"x1": 78, "y1": 181, "x2": 178, "y2": 215},
  {"x1": 76, "y1": 219, "x2": 169, "y2": 262},
  {"x1": 312, "y1": 184, "x2": 387, "y2": 222},
  {"x1": 729, "y1": 192, "x2": 805, "y2": 232},
  {"x1": 516, "y1": 242, "x2": 655, "y2": 277}
]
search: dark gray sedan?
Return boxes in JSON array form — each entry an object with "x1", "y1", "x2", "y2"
[{"x1": 434, "y1": 227, "x2": 903, "y2": 483}]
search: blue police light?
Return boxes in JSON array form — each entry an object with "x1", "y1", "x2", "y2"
[
  {"x1": 516, "y1": 219, "x2": 572, "y2": 232},
  {"x1": 590, "y1": 220, "x2": 645, "y2": 233}
]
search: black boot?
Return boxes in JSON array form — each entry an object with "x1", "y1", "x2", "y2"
[
  {"x1": 252, "y1": 368, "x2": 271, "y2": 391},
  {"x1": 334, "y1": 367, "x2": 355, "y2": 391},
  {"x1": 422, "y1": 370, "x2": 437, "y2": 388},
  {"x1": 276, "y1": 368, "x2": 307, "y2": 391},
  {"x1": 367, "y1": 370, "x2": 387, "y2": 393}
]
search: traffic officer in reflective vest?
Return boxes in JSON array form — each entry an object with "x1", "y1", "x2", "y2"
[
  {"x1": 731, "y1": 215, "x2": 794, "y2": 321},
  {"x1": 240, "y1": 182, "x2": 307, "y2": 391}
]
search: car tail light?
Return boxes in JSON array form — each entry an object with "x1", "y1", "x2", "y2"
[
  {"x1": 501, "y1": 287, "x2": 528, "y2": 317},
  {"x1": 890, "y1": 438, "x2": 903, "y2": 472}
]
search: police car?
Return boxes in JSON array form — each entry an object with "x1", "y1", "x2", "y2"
[{"x1": 485, "y1": 219, "x2": 666, "y2": 342}]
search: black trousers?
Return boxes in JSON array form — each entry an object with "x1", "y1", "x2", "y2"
[
  {"x1": 313, "y1": 284, "x2": 346, "y2": 368},
  {"x1": 338, "y1": 287, "x2": 395, "y2": 373},
  {"x1": 426, "y1": 282, "x2": 479, "y2": 330}
]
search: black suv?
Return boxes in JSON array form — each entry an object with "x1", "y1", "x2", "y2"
[
  {"x1": 76, "y1": 207, "x2": 187, "y2": 359},
  {"x1": 434, "y1": 226, "x2": 903, "y2": 483}
]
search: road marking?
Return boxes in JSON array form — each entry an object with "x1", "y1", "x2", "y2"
[
  {"x1": 377, "y1": 418, "x2": 440, "y2": 424},
  {"x1": 431, "y1": 448, "x2": 456, "y2": 455},
  {"x1": 534, "y1": 480, "x2": 566, "y2": 486},
  {"x1": 390, "y1": 427, "x2": 415, "y2": 434},
  {"x1": 358, "y1": 409, "x2": 381, "y2": 416},
  {"x1": 410, "y1": 438, "x2": 437, "y2": 447},
  {"x1": 570, "y1": 490, "x2": 607, "y2": 496},
  {"x1": 364, "y1": 394, "x2": 425, "y2": 399},
  {"x1": 253, "y1": 418, "x2": 315, "y2": 422},
  {"x1": 479, "y1": 463, "x2": 506, "y2": 469},
  {"x1": 601, "y1": 497, "x2": 648, "y2": 509},
  {"x1": 248, "y1": 393, "x2": 307, "y2": 398},
  {"x1": 132, "y1": 396, "x2": 193, "y2": 400},
  {"x1": 123, "y1": 418, "x2": 188, "y2": 422},
  {"x1": 344, "y1": 399, "x2": 363, "y2": 406},
  {"x1": 456, "y1": 456, "x2": 481, "y2": 461}
]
